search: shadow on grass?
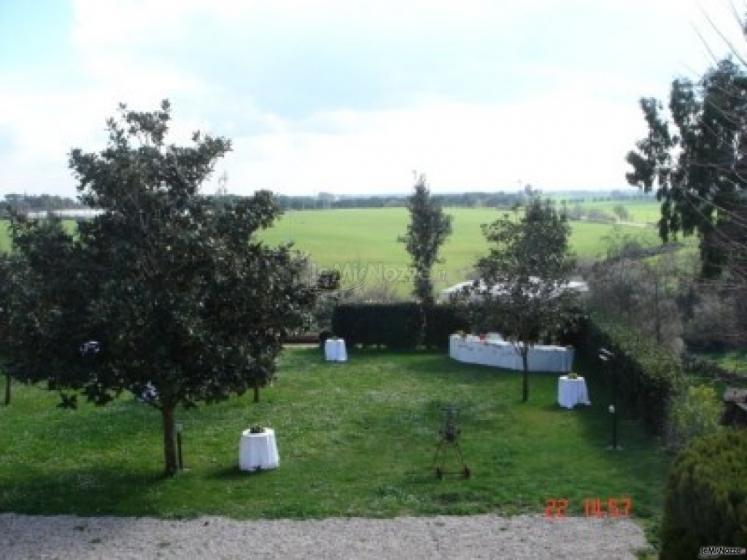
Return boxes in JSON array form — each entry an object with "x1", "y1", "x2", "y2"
[
  {"x1": 0, "y1": 467, "x2": 164, "y2": 516},
  {"x1": 565, "y1": 354, "x2": 671, "y2": 518},
  {"x1": 207, "y1": 465, "x2": 278, "y2": 480}
]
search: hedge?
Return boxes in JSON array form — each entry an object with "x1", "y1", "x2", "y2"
[
  {"x1": 423, "y1": 305, "x2": 470, "y2": 349},
  {"x1": 660, "y1": 429, "x2": 747, "y2": 558},
  {"x1": 331, "y1": 303, "x2": 468, "y2": 350},
  {"x1": 569, "y1": 315, "x2": 685, "y2": 434}
]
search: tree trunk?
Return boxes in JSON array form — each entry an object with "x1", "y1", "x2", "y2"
[
  {"x1": 653, "y1": 276, "x2": 662, "y2": 345},
  {"x1": 253, "y1": 384, "x2": 260, "y2": 403},
  {"x1": 4, "y1": 372, "x2": 10, "y2": 405},
  {"x1": 521, "y1": 349, "x2": 529, "y2": 402},
  {"x1": 419, "y1": 302, "x2": 428, "y2": 348},
  {"x1": 161, "y1": 405, "x2": 178, "y2": 477}
]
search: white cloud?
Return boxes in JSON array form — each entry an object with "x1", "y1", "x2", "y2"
[
  {"x1": 1, "y1": 0, "x2": 746, "y2": 196},
  {"x1": 223, "y1": 87, "x2": 649, "y2": 194}
]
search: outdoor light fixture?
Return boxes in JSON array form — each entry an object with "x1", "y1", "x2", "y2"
[
  {"x1": 79, "y1": 340, "x2": 101, "y2": 357},
  {"x1": 598, "y1": 348, "x2": 621, "y2": 451},
  {"x1": 176, "y1": 423, "x2": 184, "y2": 471}
]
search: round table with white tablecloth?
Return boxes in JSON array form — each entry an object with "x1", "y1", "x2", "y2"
[
  {"x1": 557, "y1": 376, "x2": 591, "y2": 409},
  {"x1": 239, "y1": 428, "x2": 279, "y2": 471},
  {"x1": 324, "y1": 338, "x2": 348, "y2": 362}
]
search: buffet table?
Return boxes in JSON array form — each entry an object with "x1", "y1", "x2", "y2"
[{"x1": 449, "y1": 334, "x2": 574, "y2": 373}]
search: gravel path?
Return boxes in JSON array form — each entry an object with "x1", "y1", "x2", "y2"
[{"x1": 0, "y1": 513, "x2": 649, "y2": 560}]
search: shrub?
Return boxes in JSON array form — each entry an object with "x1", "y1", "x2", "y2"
[
  {"x1": 660, "y1": 430, "x2": 747, "y2": 559},
  {"x1": 684, "y1": 292, "x2": 738, "y2": 351},
  {"x1": 572, "y1": 315, "x2": 685, "y2": 434},
  {"x1": 331, "y1": 303, "x2": 467, "y2": 350},
  {"x1": 665, "y1": 384, "x2": 723, "y2": 452}
]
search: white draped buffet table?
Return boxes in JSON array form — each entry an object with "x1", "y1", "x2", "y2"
[
  {"x1": 324, "y1": 338, "x2": 348, "y2": 362},
  {"x1": 449, "y1": 334, "x2": 574, "y2": 373},
  {"x1": 239, "y1": 428, "x2": 280, "y2": 471}
]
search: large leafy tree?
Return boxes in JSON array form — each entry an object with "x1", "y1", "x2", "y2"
[
  {"x1": 5, "y1": 101, "x2": 323, "y2": 475},
  {"x1": 466, "y1": 198, "x2": 578, "y2": 402},
  {"x1": 626, "y1": 59, "x2": 747, "y2": 277},
  {"x1": 398, "y1": 174, "x2": 452, "y2": 308},
  {"x1": 626, "y1": 58, "x2": 747, "y2": 344}
]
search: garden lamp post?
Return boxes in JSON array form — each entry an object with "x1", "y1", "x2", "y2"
[
  {"x1": 176, "y1": 423, "x2": 184, "y2": 471},
  {"x1": 599, "y1": 348, "x2": 621, "y2": 450}
]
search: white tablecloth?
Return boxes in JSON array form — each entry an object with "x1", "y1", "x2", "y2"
[
  {"x1": 239, "y1": 428, "x2": 280, "y2": 471},
  {"x1": 557, "y1": 376, "x2": 591, "y2": 409},
  {"x1": 449, "y1": 334, "x2": 574, "y2": 372},
  {"x1": 324, "y1": 338, "x2": 348, "y2": 362}
]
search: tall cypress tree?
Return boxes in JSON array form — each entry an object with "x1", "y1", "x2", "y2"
[{"x1": 399, "y1": 175, "x2": 452, "y2": 341}]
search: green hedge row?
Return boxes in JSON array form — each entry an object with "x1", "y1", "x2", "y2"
[
  {"x1": 570, "y1": 316, "x2": 685, "y2": 434},
  {"x1": 660, "y1": 429, "x2": 747, "y2": 558},
  {"x1": 331, "y1": 303, "x2": 468, "y2": 350}
]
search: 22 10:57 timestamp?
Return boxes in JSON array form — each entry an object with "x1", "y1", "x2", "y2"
[{"x1": 544, "y1": 497, "x2": 633, "y2": 518}]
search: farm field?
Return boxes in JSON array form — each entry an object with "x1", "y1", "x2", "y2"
[
  {"x1": 260, "y1": 207, "x2": 662, "y2": 292},
  {"x1": 0, "y1": 201, "x2": 666, "y2": 293},
  {"x1": 0, "y1": 348, "x2": 669, "y2": 521},
  {"x1": 569, "y1": 199, "x2": 663, "y2": 224}
]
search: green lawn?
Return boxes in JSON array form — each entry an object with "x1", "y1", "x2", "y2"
[
  {"x1": 0, "y1": 348, "x2": 669, "y2": 521},
  {"x1": 696, "y1": 350, "x2": 747, "y2": 375}
]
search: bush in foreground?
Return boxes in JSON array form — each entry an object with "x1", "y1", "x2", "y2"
[{"x1": 660, "y1": 429, "x2": 747, "y2": 559}]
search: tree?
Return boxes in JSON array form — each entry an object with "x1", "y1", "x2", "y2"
[
  {"x1": 4, "y1": 101, "x2": 325, "y2": 476},
  {"x1": 626, "y1": 56, "x2": 747, "y2": 346},
  {"x1": 626, "y1": 59, "x2": 747, "y2": 277},
  {"x1": 398, "y1": 174, "x2": 453, "y2": 307},
  {"x1": 465, "y1": 198, "x2": 578, "y2": 402},
  {"x1": 0, "y1": 255, "x2": 11, "y2": 405}
]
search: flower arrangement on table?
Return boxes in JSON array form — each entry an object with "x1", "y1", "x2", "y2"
[
  {"x1": 249, "y1": 425, "x2": 266, "y2": 434},
  {"x1": 567, "y1": 372, "x2": 579, "y2": 380}
]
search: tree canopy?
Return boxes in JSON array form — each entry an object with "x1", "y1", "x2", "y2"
[
  {"x1": 626, "y1": 59, "x2": 747, "y2": 279},
  {"x1": 464, "y1": 198, "x2": 578, "y2": 401},
  {"x1": 398, "y1": 175, "x2": 452, "y2": 307},
  {"x1": 5, "y1": 101, "x2": 325, "y2": 475},
  {"x1": 626, "y1": 52, "x2": 747, "y2": 346}
]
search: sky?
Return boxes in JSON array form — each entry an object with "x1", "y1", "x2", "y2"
[{"x1": 1, "y1": 0, "x2": 746, "y2": 197}]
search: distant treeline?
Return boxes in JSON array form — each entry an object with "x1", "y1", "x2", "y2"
[
  {"x1": 0, "y1": 194, "x2": 87, "y2": 216},
  {"x1": 0, "y1": 190, "x2": 656, "y2": 215},
  {"x1": 273, "y1": 191, "x2": 526, "y2": 210}
]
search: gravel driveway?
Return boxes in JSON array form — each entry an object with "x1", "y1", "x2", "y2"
[{"x1": 0, "y1": 513, "x2": 649, "y2": 559}]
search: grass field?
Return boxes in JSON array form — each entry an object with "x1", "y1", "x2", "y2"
[
  {"x1": 0, "y1": 201, "x2": 666, "y2": 293},
  {"x1": 260, "y1": 207, "x2": 662, "y2": 292},
  {"x1": 571, "y1": 200, "x2": 663, "y2": 225},
  {"x1": 695, "y1": 350, "x2": 747, "y2": 375},
  {"x1": 0, "y1": 348, "x2": 669, "y2": 521}
]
